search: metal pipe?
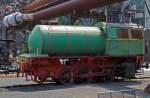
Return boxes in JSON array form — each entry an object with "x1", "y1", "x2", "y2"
[
  {"x1": 23, "y1": 0, "x2": 70, "y2": 13},
  {"x1": 23, "y1": 0, "x2": 56, "y2": 13},
  {"x1": 33, "y1": 0, "x2": 125, "y2": 19},
  {"x1": 3, "y1": 0, "x2": 125, "y2": 27}
]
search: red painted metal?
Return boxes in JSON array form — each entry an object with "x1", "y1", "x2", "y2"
[
  {"x1": 42, "y1": 31, "x2": 44, "y2": 51},
  {"x1": 20, "y1": 56, "x2": 144, "y2": 83},
  {"x1": 49, "y1": 31, "x2": 53, "y2": 51},
  {"x1": 67, "y1": 31, "x2": 70, "y2": 49},
  {"x1": 85, "y1": 31, "x2": 88, "y2": 49}
]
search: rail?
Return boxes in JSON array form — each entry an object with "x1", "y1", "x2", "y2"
[{"x1": 97, "y1": 90, "x2": 150, "y2": 98}]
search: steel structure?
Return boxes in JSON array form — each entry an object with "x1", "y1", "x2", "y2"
[
  {"x1": 106, "y1": 0, "x2": 145, "y2": 24},
  {"x1": 3, "y1": 0, "x2": 125, "y2": 27},
  {"x1": 0, "y1": 4, "x2": 14, "y2": 66},
  {"x1": 0, "y1": 1, "x2": 29, "y2": 66}
]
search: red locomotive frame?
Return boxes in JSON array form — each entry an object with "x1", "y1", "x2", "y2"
[{"x1": 20, "y1": 54, "x2": 144, "y2": 83}]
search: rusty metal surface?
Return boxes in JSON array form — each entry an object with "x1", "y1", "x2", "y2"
[
  {"x1": 131, "y1": 29, "x2": 143, "y2": 39},
  {"x1": 118, "y1": 29, "x2": 129, "y2": 38},
  {"x1": 23, "y1": 0, "x2": 124, "y2": 13},
  {"x1": 33, "y1": 0, "x2": 125, "y2": 20},
  {"x1": 23, "y1": 0, "x2": 69, "y2": 13},
  {"x1": 23, "y1": 0, "x2": 56, "y2": 13}
]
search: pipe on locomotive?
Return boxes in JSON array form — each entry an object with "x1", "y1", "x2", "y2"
[{"x1": 3, "y1": 0, "x2": 125, "y2": 27}]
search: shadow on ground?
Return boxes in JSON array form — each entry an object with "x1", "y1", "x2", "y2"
[{"x1": 2, "y1": 79, "x2": 150, "y2": 97}]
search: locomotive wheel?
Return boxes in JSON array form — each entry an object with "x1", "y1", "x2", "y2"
[
  {"x1": 55, "y1": 71, "x2": 71, "y2": 84},
  {"x1": 74, "y1": 75, "x2": 89, "y2": 83},
  {"x1": 74, "y1": 77, "x2": 86, "y2": 84},
  {"x1": 37, "y1": 77, "x2": 46, "y2": 84}
]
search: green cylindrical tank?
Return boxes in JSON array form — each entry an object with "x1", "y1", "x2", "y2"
[{"x1": 28, "y1": 25, "x2": 105, "y2": 56}]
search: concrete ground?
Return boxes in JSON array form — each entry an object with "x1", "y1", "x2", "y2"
[{"x1": 0, "y1": 71, "x2": 149, "y2": 98}]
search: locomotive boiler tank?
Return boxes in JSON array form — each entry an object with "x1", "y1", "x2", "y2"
[{"x1": 28, "y1": 25, "x2": 105, "y2": 56}]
